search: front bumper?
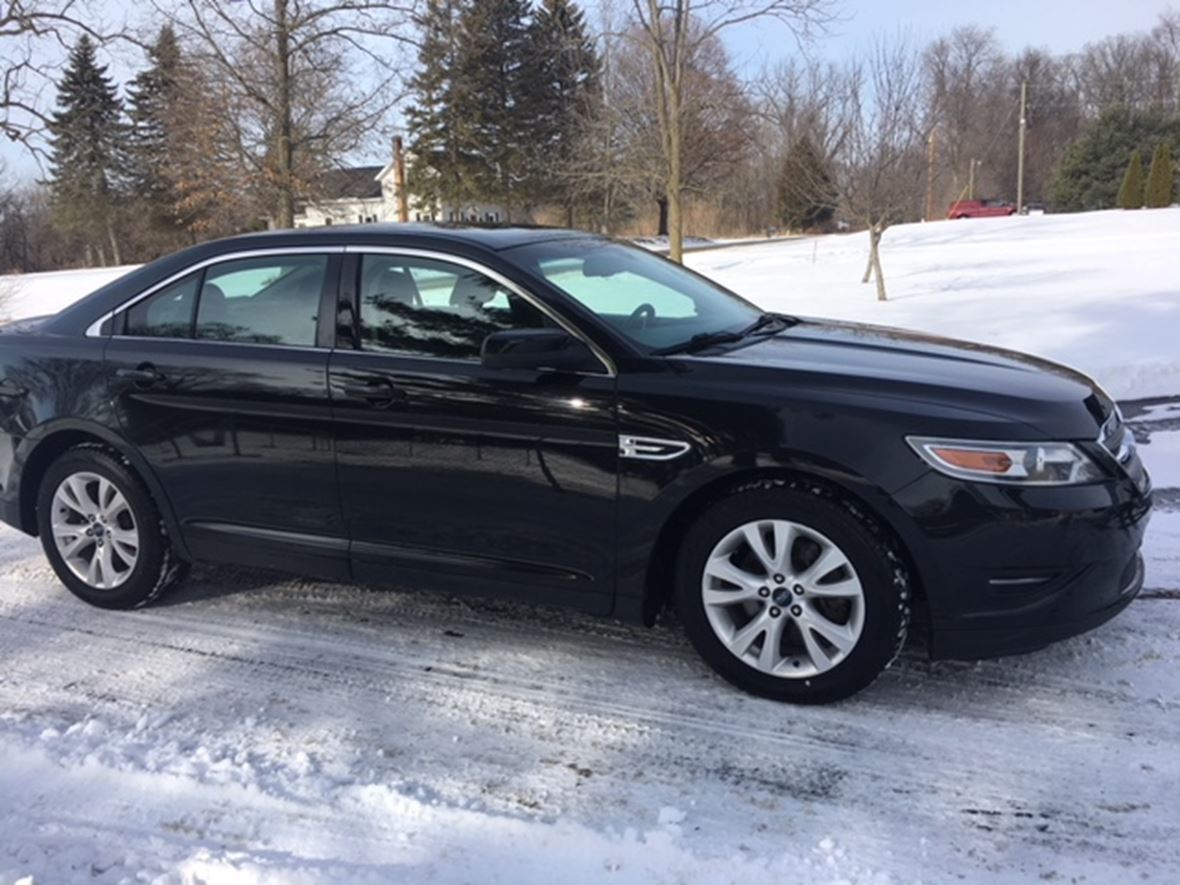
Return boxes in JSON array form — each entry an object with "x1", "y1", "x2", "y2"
[
  {"x1": 889, "y1": 464, "x2": 1152, "y2": 661},
  {"x1": 927, "y1": 552, "x2": 1144, "y2": 660}
]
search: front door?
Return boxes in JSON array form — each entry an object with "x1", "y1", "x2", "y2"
[
  {"x1": 105, "y1": 250, "x2": 346, "y2": 578},
  {"x1": 330, "y1": 250, "x2": 618, "y2": 611}
]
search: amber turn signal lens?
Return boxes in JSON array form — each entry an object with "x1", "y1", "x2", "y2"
[{"x1": 929, "y1": 447, "x2": 1013, "y2": 474}]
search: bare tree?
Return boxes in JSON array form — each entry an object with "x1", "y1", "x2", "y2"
[
  {"x1": 756, "y1": 57, "x2": 858, "y2": 159},
  {"x1": 839, "y1": 38, "x2": 925, "y2": 301},
  {"x1": 920, "y1": 26, "x2": 1012, "y2": 206},
  {"x1": 168, "y1": 0, "x2": 417, "y2": 228},
  {"x1": 625, "y1": 0, "x2": 831, "y2": 261},
  {"x1": 566, "y1": 14, "x2": 753, "y2": 236}
]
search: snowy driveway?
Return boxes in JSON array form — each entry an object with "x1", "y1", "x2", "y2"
[{"x1": 1, "y1": 403, "x2": 1178, "y2": 884}]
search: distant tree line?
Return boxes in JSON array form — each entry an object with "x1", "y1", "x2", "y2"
[{"x1": 1, "y1": 1, "x2": 1179, "y2": 277}]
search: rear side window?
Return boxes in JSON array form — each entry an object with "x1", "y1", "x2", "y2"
[
  {"x1": 124, "y1": 273, "x2": 200, "y2": 338},
  {"x1": 196, "y1": 256, "x2": 328, "y2": 346}
]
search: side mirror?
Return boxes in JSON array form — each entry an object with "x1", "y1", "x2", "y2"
[{"x1": 481, "y1": 329, "x2": 598, "y2": 373}]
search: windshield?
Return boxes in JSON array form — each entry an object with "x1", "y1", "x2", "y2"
[{"x1": 511, "y1": 238, "x2": 763, "y2": 351}]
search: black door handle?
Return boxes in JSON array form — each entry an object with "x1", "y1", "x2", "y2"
[
  {"x1": 341, "y1": 379, "x2": 406, "y2": 406},
  {"x1": 115, "y1": 365, "x2": 164, "y2": 387}
]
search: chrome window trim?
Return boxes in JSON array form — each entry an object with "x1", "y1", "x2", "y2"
[
  {"x1": 85, "y1": 246, "x2": 347, "y2": 339},
  {"x1": 104, "y1": 334, "x2": 328, "y2": 355},
  {"x1": 343, "y1": 245, "x2": 616, "y2": 377}
]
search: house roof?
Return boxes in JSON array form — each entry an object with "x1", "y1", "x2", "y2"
[{"x1": 315, "y1": 165, "x2": 385, "y2": 201}]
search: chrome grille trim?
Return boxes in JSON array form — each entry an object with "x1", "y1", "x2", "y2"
[{"x1": 1098, "y1": 409, "x2": 1136, "y2": 467}]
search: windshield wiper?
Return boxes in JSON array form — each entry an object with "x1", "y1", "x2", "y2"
[
  {"x1": 652, "y1": 313, "x2": 797, "y2": 356},
  {"x1": 738, "y1": 313, "x2": 796, "y2": 337}
]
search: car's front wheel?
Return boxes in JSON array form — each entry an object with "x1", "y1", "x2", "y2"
[
  {"x1": 676, "y1": 480, "x2": 910, "y2": 703},
  {"x1": 36, "y1": 445, "x2": 188, "y2": 609}
]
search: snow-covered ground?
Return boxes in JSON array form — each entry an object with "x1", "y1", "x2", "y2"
[
  {"x1": 1, "y1": 211, "x2": 1179, "y2": 883},
  {"x1": 0, "y1": 419, "x2": 1177, "y2": 884}
]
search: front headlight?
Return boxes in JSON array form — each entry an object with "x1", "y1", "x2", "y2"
[{"x1": 906, "y1": 437, "x2": 1104, "y2": 486}]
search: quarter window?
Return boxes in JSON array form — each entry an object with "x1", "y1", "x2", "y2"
[
  {"x1": 196, "y1": 255, "x2": 328, "y2": 346},
  {"x1": 356, "y1": 255, "x2": 549, "y2": 360},
  {"x1": 124, "y1": 272, "x2": 200, "y2": 338}
]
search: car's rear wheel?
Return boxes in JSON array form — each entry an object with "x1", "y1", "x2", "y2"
[
  {"x1": 675, "y1": 480, "x2": 909, "y2": 703},
  {"x1": 36, "y1": 446, "x2": 188, "y2": 609}
]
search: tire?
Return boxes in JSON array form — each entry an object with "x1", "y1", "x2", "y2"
[
  {"x1": 675, "y1": 479, "x2": 909, "y2": 704},
  {"x1": 36, "y1": 445, "x2": 188, "y2": 610}
]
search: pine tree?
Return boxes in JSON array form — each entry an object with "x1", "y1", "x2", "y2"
[
  {"x1": 406, "y1": 0, "x2": 476, "y2": 217},
  {"x1": 1051, "y1": 107, "x2": 1180, "y2": 212},
  {"x1": 1144, "y1": 142, "x2": 1175, "y2": 209},
  {"x1": 529, "y1": 0, "x2": 599, "y2": 223},
  {"x1": 46, "y1": 36, "x2": 127, "y2": 265},
  {"x1": 456, "y1": 0, "x2": 535, "y2": 219},
  {"x1": 777, "y1": 136, "x2": 837, "y2": 231},
  {"x1": 1116, "y1": 151, "x2": 1143, "y2": 209},
  {"x1": 127, "y1": 26, "x2": 185, "y2": 247}
]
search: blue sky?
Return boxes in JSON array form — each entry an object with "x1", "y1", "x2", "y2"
[
  {"x1": 711, "y1": 0, "x2": 1172, "y2": 70},
  {"x1": 1, "y1": 0, "x2": 1175, "y2": 180}
]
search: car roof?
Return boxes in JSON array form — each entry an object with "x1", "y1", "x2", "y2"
[
  {"x1": 43, "y1": 224, "x2": 601, "y2": 336},
  {"x1": 206, "y1": 223, "x2": 588, "y2": 252}
]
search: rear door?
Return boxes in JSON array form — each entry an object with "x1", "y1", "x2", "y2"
[
  {"x1": 329, "y1": 249, "x2": 619, "y2": 611},
  {"x1": 104, "y1": 249, "x2": 347, "y2": 578}
]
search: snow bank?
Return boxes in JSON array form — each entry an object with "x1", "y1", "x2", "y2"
[
  {"x1": 689, "y1": 208, "x2": 1180, "y2": 401},
  {"x1": 0, "y1": 264, "x2": 133, "y2": 321}
]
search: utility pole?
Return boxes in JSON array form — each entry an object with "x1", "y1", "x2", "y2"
[
  {"x1": 1016, "y1": 79, "x2": 1028, "y2": 213},
  {"x1": 925, "y1": 127, "x2": 938, "y2": 221},
  {"x1": 968, "y1": 158, "x2": 978, "y2": 200}
]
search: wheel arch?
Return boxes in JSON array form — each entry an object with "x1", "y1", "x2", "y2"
[
  {"x1": 641, "y1": 465, "x2": 928, "y2": 629},
  {"x1": 17, "y1": 421, "x2": 190, "y2": 560}
]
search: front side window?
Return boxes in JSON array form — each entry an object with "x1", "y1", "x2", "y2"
[
  {"x1": 356, "y1": 255, "x2": 549, "y2": 360},
  {"x1": 196, "y1": 255, "x2": 328, "y2": 346},
  {"x1": 124, "y1": 272, "x2": 200, "y2": 338},
  {"x1": 510, "y1": 239, "x2": 761, "y2": 351}
]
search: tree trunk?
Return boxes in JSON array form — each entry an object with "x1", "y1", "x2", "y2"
[
  {"x1": 666, "y1": 87, "x2": 683, "y2": 263},
  {"x1": 656, "y1": 196, "x2": 669, "y2": 236},
  {"x1": 273, "y1": 0, "x2": 296, "y2": 229},
  {"x1": 105, "y1": 217, "x2": 122, "y2": 266},
  {"x1": 870, "y1": 227, "x2": 887, "y2": 301},
  {"x1": 861, "y1": 234, "x2": 874, "y2": 284}
]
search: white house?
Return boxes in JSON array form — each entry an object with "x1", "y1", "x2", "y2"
[
  {"x1": 293, "y1": 142, "x2": 510, "y2": 228},
  {"x1": 293, "y1": 165, "x2": 397, "y2": 228}
]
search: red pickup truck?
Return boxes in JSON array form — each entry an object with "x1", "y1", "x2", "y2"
[{"x1": 947, "y1": 199, "x2": 1017, "y2": 219}]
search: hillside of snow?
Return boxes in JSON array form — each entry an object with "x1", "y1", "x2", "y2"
[{"x1": 687, "y1": 208, "x2": 1180, "y2": 401}]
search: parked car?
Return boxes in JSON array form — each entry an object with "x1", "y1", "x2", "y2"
[
  {"x1": 0, "y1": 226, "x2": 1152, "y2": 703},
  {"x1": 947, "y1": 199, "x2": 1018, "y2": 219}
]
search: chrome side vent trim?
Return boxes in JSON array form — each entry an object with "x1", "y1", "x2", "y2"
[{"x1": 618, "y1": 435, "x2": 691, "y2": 461}]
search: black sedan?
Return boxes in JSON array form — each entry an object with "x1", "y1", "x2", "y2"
[{"x1": 0, "y1": 226, "x2": 1153, "y2": 702}]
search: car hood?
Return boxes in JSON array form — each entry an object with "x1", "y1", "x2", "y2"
[{"x1": 695, "y1": 318, "x2": 1112, "y2": 437}]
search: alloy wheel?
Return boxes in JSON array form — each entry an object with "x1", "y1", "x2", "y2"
[
  {"x1": 701, "y1": 518, "x2": 866, "y2": 678},
  {"x1": 50, "y1": 471, "x2": 140, "y2": 590}
]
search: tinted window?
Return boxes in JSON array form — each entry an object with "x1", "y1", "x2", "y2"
[
  {"x1": 196, "y1": 255, "x2": 328, "y2": 346},
  {"x1": 124, "y1": 273, "x2": 200, "y2": 338},
  {"x1": 512, "y1": 239, "x2": 761, "y2": 351},
  {"x1": 357, "y1": 255, "x2": 549, "y2": 359}
]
